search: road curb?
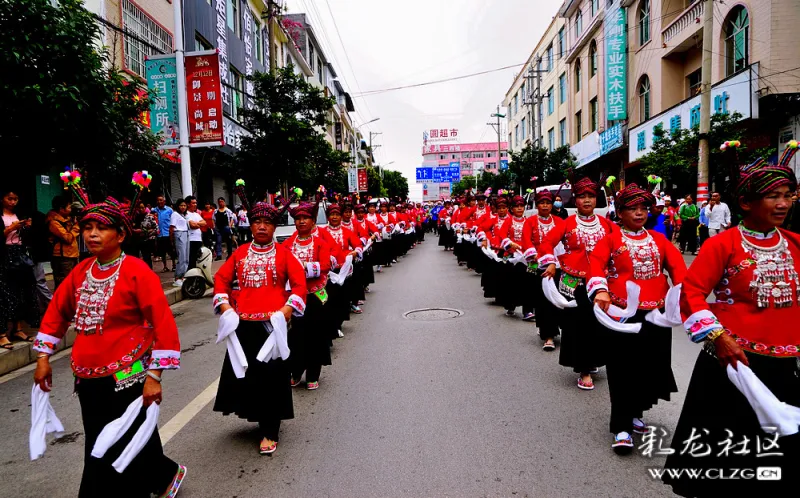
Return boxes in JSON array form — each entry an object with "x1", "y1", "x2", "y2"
[{"x1": 0, "y1": 286, "x2": 185, "y2": 377}]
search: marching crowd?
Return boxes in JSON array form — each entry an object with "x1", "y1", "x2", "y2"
[{"x1": 435, "y1": 140, "x2": 800, "y2": 497}]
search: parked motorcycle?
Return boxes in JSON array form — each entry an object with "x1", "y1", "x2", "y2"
[{"x1": 182, "y1": 246, "x2": 214, "y2": 299}]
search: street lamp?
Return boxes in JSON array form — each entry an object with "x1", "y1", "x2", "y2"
[
  {"x1": 377, "y1": 160, "x2": 394, "y2": 179},
  {"x1": 355, "y1": 117, "x2": 380, "y2": 130}
]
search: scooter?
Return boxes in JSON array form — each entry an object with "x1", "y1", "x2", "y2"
[{"x1": 182, "y1": 246, "x2": 214, "y2": 299}]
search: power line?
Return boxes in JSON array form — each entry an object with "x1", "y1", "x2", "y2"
[{"x1": 353, "y1": 63, "x2": 525, "y2": 97}]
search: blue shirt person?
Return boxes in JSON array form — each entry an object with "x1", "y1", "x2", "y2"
[{"x1": 154, "y1": 196, "x2": 174, "y2": 238}]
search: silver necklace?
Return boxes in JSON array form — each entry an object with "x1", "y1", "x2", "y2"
[
  {"x1": 242, "y1": 242, "x2": 277, "y2": 288},
  {"x1": 621, "y1": 229, "x2": 661, "y2": 280},
  {"x1": 74, "y1": 255, "x2": 126, "y2": 335},
  {"x1": 575, "y1": 215, "x2": 605, "y2": 252},
  {"x1": 739, "y1": 225, "x2": 799, "y2": 308}
]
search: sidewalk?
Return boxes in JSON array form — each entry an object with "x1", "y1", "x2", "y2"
[{"x1": 0, "y1": 257, "x2": 225, "y2": 377}]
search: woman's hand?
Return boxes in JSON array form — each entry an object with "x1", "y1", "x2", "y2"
[
  {"x1": 33, "y1": 357, "x2": 52, "y2": 392},
  {"x1": 142, "y1": 375, "x2": 162, "y2": 407},
  {"x1": 593, "y1": 291, "x2": 612, "y2": 312},
  {"x1": 714, "y1": 333, "x2": 749, "y2": 370},
  {"x1": 510, "y1": 242, "x2": 522, "y2": 252},
  {"x1": 542, "y1": 264, "x2": 556, "y2": 279},
  {"x1": 219, "y1": 303, "x2": 232, "y2": 314},
  {"x1": 280, "y1": 305, "x2": 293, "y2": 323},
  {"x1": 482, "y1": 240, "x2": 489, "y2": 249}
]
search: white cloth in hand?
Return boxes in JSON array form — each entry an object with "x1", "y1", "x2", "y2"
[
  {"x1": 645, "y1": 284, "x2": 683, "y2": 327},
  {"x1": 542, "y1": 277, "x2": 577, "y2": 309},
  {"x1": 30, "y1": 384, "x2": 65, "y2": 461},
  {"x1": 111, "y1": 401, "x2": 159, "y2": 473},
  {"x1": 216, "y1": 308, "x2": 247, "y2": 378},
  {"x1": 91, "y1": 396, "x2": 143, "y2": 459},
  {"x1": 329, "y1": 255, "x2": 353, "y2": 286},
  {"x1": 256, "y1": 313, "x2": 290, "y2": 363},
  {"x1": 726, "y1": 363, "x2": 800, "y2": 437}
]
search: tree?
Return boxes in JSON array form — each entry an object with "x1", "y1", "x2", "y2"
[
  {"x1": 365, "y1": 166, "x2": 385, "y2": 198},
  {"x1": 508, "y1": 144, "x2": 574, "y2": 191},
  {"x1": 382, "y1": 170, "x2": 409, "y2": 199},
  {"x1": 450, "y1": 176, "x2": 477, "y2": 197},
  {"x1": 235, "y1": 64, "x2": 348, "y2": 197},
  {"x1": 1, "y1": 0, "x2": 164, "y2": 197}
]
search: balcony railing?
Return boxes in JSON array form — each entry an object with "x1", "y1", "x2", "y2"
[{"x1": 662, "y1": 0, "x2": 703, "y2": 44}]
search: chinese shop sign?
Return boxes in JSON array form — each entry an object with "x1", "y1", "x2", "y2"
[
  {"x1": 145, "y1": 55, "x2": 179, "y2": 150},
  {"x1": 423, "y1": 128, "x2": 459, "y2": 145},
  {"x1": 186, "y1": 52, "x2": 224, "y2": 146},
  {"x1": 357, "y1": 169, "x2": 368, "y2": 191},
  {"x1": 604, "y1": 1, "x2": 627, "y2": 122}
]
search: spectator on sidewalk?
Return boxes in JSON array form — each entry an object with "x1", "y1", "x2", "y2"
[
  {"x1": 698, "y1": 200, "x2": 710, "y2": 247},
  {"x1": 704, "y1": 191, "x2": 731, "y2": 237},
  {"x1": 678, "y1": 194, "x2": 699, "y2": 254},
  {"x1": 645, "y1": 198, "x2": 670, "y2": 237},
  {"x1": 170, "y1": 199, "x2": 189, "y2": 287},
  {"x1": 154, "y1": 195, "x2": 175, "y2": 273},
  {"x1": 28, "y1": 209, "x2": 54, "y2": 311},
  {"x1": 214, "y1": 197, "x2": 235, "y2": 261},
  {"x1": 46, "y1": 195, "x2": 81, "y2": 289},
  {"x1": 237, "y1": 205, "x2": 251, "y2": 244},
  {"x1": 552, "y1": 195, "x2": 568, "y2": 220},
  {"x1": 200, "y1": 200, "x2": 215, "y2": 249},
  {"x1": 184, "y1": 196, "x2": 206, "y2": 269},
  {"x1": 131, "y1": 201, "x2": 158, "y2": 269}
]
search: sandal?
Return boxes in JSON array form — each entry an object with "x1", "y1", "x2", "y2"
[
  {"x1": 577, "y1": 377, "x2": 595, "y2": 390},
  {"x1": 259, "y1": 438, "x2": 277, "y2": 455},
  {"x1": 542, "y1": 340, "x2": 556, "y2": 351},
  {"x1": 159, "y1": 464, "x2": 187, "y2": 498},
  {"x1": 12, "y1": 331, "x2": 34, "y2": 343},
  {"x1": 0, "y1": 335, "x2": 13, "y2": 350}
]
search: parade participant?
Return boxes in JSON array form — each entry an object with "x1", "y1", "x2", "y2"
[
  {"x1": 353, "y1": 203, "x2": 379, "y2": 292},
  {"x1": 494, "y1": 195, "x2": 528, "y2": 317},
  {"x1": 320, "y1": 204, "x2": 363, "y2": 339},
  {"x1": 479, "y1": 196, "x2": 510, "y2": 302},
  {"x1": 454, "y1": 196, "x2": 473, "y2": 266},
  {"x1": 539, "y1": 177, "x2": 615, "y2": 390},
  {"x1": 33, "y1": 172, "x2": 186, "y2": 495},
  {"x1": 437, "y1": 200, "x2": 455, "y2": 251},
  {"x1": 394, "y1": 203, "x2": 410, "y2": 257},
  {"x1": 464, "y1": 192, "x2": 490, "y2": 271},
  {"x1": 213, "y1": 185, "x2": 306, "y2": 456},
  {"x1": 377, "y1": 201, "x2": 396, "y2": 267},
  {"x1": 283, "y1": 202, "x2": 333, "y2": 391},
  {"x1": 366, "y1": 200, "x2": 387, "y2": 272},
  {"x1": 522, "y1": 189, "x2": 564, "y2": 343},
  {"x1": 588, "y1": 184, "x2": 685, "y2": 454},
  {"x1": 662, "y1": 142, "x2": 800, "y2": 496}
]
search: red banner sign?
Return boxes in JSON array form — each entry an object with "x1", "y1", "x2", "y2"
[
  {"x1": 186, "y1": 53, "x2": 224, "y2": 145},
  {"x1": 357, "y1": 169, "x2": 368, "y2": 192}
]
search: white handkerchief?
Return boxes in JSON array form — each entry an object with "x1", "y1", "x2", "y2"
[
  {"x1": 112, "y1": 402, "x2": 159, "y2": 473},
  {"x1": 726, "y1": 363, "x2": 800, "y2": 437},
  {"x1": 30, "y1": 384, "x2": 65, "y2": 461},
  {"x1": 542, "y1": 277, "x2": 577, "y2": 309}
]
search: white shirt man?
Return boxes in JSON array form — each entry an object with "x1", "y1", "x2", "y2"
[{"x1": 704, "y1": 192, "x2": 731, "y2": 236}]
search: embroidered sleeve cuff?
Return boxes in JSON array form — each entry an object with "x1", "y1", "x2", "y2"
[
  {"x1": 586, "y1": 277, "x2": 608, "y2": 296},
  {"x1": 213, "y1": 293, "x2": 230, "y2": 314},
  {"x1": 305, "y1": 262, "x2": 321, "y2": 278},
  {"x1": 684, "y1": 309, "x2": 723, "y2": 342},
  {"x1": 523, "y1": 247, "x2": 537, "y2": 261},
  {"x1": 286, "y1": 294, "x2": 306, "y2": 317},
  {"x1": 148, "y1": 350, "x2": 181, "y2": 370},
  {"x1": 32, "y1": 333, "x2": 61, "y2": 355},
  {"x1": 360, "y1": 237, "x2": 368, "y2": 246},
  {"x1": 501, "y1": 238, "x2": 512, "y2": 250},
  {"x1": 538, "y1": 254, "x2": 556, "y2": 266},
  {"x1": 330, "y1": 255, "x2": 339, "y2": 270},
  {"x1": 355, "y1": 247, "x2": 364, "y2": 260}
]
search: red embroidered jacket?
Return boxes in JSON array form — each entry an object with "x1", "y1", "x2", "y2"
[
  {"x1": 34, "y1": 256, "x2": 181, "y2": 378},
  {"x1": 320, "y1": 225, "x2": 363, "y2": 265},
  {"x1": 282, "y1": 232, "x2": 332, "y2": 293},
  {"x1": 587, "y1": 229, "x2": 686, "y2": 310},
  {"x1": 680, "y1": 227, "x2": 800, "y2": 357},
  {"x1": 522, "y1": 215, "x2": 564, "y2": 252},
  {"x1": 495, "y1": 216, "x2": 528, "y2": 250},
  {"x1": 538, "y1": 215, "x2": 616, "y2": 278},
  {"x1": 213, "y1": 242, "x2": 307, "y2": 321}
]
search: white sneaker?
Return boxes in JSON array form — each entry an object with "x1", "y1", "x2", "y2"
[
  {"x1": 632, "y1": 418, "x2": 650, "y2": 435},
  {"x1": 337, "y1": 329, "x2": 344, "y2": 338},
  {"x1": 172, "y1": 279, "x2": 184, "y2": 287},
  {"x1": 612, "y1": 432, "x2": 634, "y2": 455}
]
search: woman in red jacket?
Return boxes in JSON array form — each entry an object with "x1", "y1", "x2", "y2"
[
  {"x1": 539, "y1": 177, "x2": 615, "y2": 390},
  {"x1": 320, "y1": 203, "x2": 363, "y2": 336},
  {"x1": 478, "y1": 196, "x2": 510, "y2": 302},
  {"x1": 589, "y1": 184, "x2": 685, "y2": 454},
  {"x1": 283, "y1": 202, "x2": 333, "y2": 391},
  {"x1": 494, "y1": 196, "x2": 528, "y2": 317},
  {"x1": 662, "y1": 144, "x2": 800, "y2": 497}
]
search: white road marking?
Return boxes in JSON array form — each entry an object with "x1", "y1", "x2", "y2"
[
  {"x1": 160, "y1": 377, "x2": 220, "y2": 446},
  {"x1": 0, "y1": 348, "x2": 72, "y2": 385}
]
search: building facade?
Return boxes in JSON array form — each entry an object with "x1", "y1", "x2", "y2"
[{"x1": 421, "y1": 142, "x2": 509, "y2": 200}]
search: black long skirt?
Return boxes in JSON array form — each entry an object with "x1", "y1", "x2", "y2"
[
  {"x1": 287, "y1": 295, "x2": 332, "y2": 377},
  {"x1": 214, "y1": 320, "x2": 294, "y2": 423},
  {"x1": 557, "y1": 278, "x2": 606, "y2": 373},
  {"x1": 360, "y1": 252, "x2": 375, "y2": 285},
  {"x1": 77, "y1": 375, "x2": 178, "y2": 498},
  {"x1": 602, "y1": 311, "x2": 677, "y2": 434},
  {"x1": 438, "y1": 227, "x2": 455, "y2": 248},
  {"x1": 662, "y1": 349, "x2": 800, "y2": 497},
  {"x1": 481, "y1": 257, "x2": 501, "y2": 299},
  {"x1": 531, "y1": 273, "x2": 560, "y2": 340}
]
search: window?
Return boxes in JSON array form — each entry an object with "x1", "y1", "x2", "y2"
[
  {"x1": 439, "y1": 154, "x2": 446, "y2": 160},
  {"x1": 575, "y1": 12, "x2": 583, "y2": 38},
  {"x1": 195, "y1": 35, "x2": 212, "y2": 52},
  {"x1": 591, "y1": 0, "x2": 598, "y2": 17},
  {"x1": 558, "y1": 27, "x2": 565, "y2": 57},
  {"x1": 576, "y1": 110, "x2": 582, "y2": 140},
  {"x1": 462, "y1": 152, "x2": 471, "y2": 159},
  {"x1": 687, "y1": 69, "x2": 702, "y2": 97},
  {"x1": 487, "y1": 152, "x2": 495, "y2": 158},
  {"x1": 501, "y1": 151, "x2": 508, "y2": 158},
  {"x1": 574, "y1": 60, "x2": 581, "y2": 93},
  {"x1": 514, "y1": 93, "x2": 519, "y2": 115},
  {"x1": 521, "y1": 117, "x2": 527, "y2": 140},
  {"x1": 487, "y1": 162, "x2": 497, "y2": 169},
  {"x1": 546, "y1": 44, "x2": 553, "y2": 71},
  {"x1": 638, "y1": 0, "x2": 650, "y2": 46},
  {"x1": 474, "y1": 152, "x2": 484, "y2": 158},
  {"x1": 515, "y1": 125, "x2": 520, "y2": 146},
  {"x1": 521, "y1": 81, "x2": 526, "y2": 102},
  {"x1": 230, "y1": 67, "x2": 244, "y2": 120},
  {"x1": 590, "y1": 98, "x2": 598, "y2": 131},
  {"x1": 639, "y1": 75, "x2": 651, "y2": 121},
  {"x1": 589, "y1": 40, "x2": 597, "y2": 77},
  {"x1": 309, "y1": 43, "x2": 315, "y2": 68},
  {"x1": 121, "y1": 0, "x2": 173, "y2": 77},
  {"x1": 317, "y1": 58, "x2": 323, "y2": 82},
  {"x1": 547, "y1": 86, "x2": 554, "y2": 115},
  {"x1": 725, "y1": 7, "x2": 749, "y2": 76},
  {"x1": 559, "y1": 119, "x2": 567, "y2": 146},
  {"x1": 227, "y1": 0, "x2": 240, "y2": 37},
  {"x1": 559, "y1": 73, "x2": 566, "y2": 104},
  {"x1": 253, "y1": 15, "x2": 263, "y2": 64},
  {"x1": 548, "y1": 128, "x2": 555, "y2": 152}
]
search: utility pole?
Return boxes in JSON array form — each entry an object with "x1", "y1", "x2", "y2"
[
  {"x1": 696, "y1": 0, "x2": 714, "y2": 203},
  {"x1": 266, "y1": 0, "x2": 277, "y2": 74},
  {"x1": 173, "y1": 0, "x2": 192, "y2": 196},
  {"x1": 488, "y1": 106, "x2": 506, "y2": 181}
]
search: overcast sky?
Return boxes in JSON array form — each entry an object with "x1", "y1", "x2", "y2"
[{"x1": 286, "y1": 0, "x2": 563, "y2": 199}]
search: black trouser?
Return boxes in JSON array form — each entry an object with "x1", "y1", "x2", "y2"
[
  {"x1": 238, "y1": 227, "x2": 251, "y2": 244},
  {"x1": 156, "y1": 236, "x2": 175, "y2": 269},
  {"x1": 679, "y1": 219, "x2": 698, "y2": 253},
  {"x1": 50, "y1": 256, "x2": 77, "y2": 290},
  {"x1": 259, "y1": 419, "x2": 281, "y2": 441},
  {"x1": 305, "y1": 364, "x2": 323, "y2": 383},
  {"x1": 188, "y1": 241, "x2": 203, "y2": 269},
  {"x1": 698, "y1": 225, "x2": 710, "y2": 246}
]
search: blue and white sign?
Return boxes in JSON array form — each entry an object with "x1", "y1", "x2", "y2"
[
  {"x1": 500, "y1": 159, "x2": 509, "y2": 170},
  {"x1": 416, "y1": 167, "x2": 433, "y2": 183},
  {"x1": 432, "y1": 165, "x2": 461, "y2": 183},
  {"x1": 600, "y1": 124, "x2": 624, "y2": 156}
]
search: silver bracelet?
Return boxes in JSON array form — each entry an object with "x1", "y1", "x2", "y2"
[{"x1": 146, "y1": 371, "x2": 162, "y2": 383}]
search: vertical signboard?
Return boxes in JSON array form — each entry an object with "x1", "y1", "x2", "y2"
[
  {"x1": 357, "y1": 169, "x2": 368, "y2": 191},
  {"x1": 186, "y1": 52, "x2": 224, "y2": 146},
  {"x1": 347, "y1": 167, "x2": 358, "y2": 193},
  {"x1": 335, "y1": 122, "x2": 343, "y2": 150},
  {"x1": 214, "y1": 0, "x2": 231, "y2": 110},
  {"x1": 145, "y1": 55, "x2": 179, "y2": 149},
  {"x1": 243, "y1": 14, "x2": 255, "y2": 110},
  {"x1": 605, "y1": 0, "x2": 627, "y2": 122}
]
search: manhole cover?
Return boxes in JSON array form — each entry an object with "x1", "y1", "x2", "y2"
[{"x1": 403, "y1": 308, "x2": 463, "y2": 321}]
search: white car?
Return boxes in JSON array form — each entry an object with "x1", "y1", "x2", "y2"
[
  {"x1": 524, "y1": 184, "x2": 610, "y2": 218},
  {"x1": 274, "y1": 201, "x2": 329, "y2": 243}
]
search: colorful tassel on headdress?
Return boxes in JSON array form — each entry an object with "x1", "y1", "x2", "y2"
[
  {"x1": 647, "y1": 174, "x2": 662, "y2": 184},
  {"x1": 128, "y1": 170, "x2": 153, "y2": 218},
  {"x1": 60, "y1": 168, "x2": 90, "y2": 207},
  {"x1": 779, "y1": 140, "x2": 799, "y2": 167},
  {"x1": 605, "y1": 176, "x2": 617, "y2": 188},
  {"x1": 484, "y1": 187, "x2": 492, "y2": 196},
  {"x1": 719, "y1": 140, "x2": 741, "y2": 151},
  {"x1": 233, "y1": 178, "x2": 250, "y2": 212}
]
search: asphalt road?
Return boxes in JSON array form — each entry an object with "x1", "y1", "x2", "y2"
[{"x1": 0, "y1": 239, "x2": 700, "y2": 498}]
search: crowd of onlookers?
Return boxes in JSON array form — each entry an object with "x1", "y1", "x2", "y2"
[{"x1": 0, "y1": 188, "x2": 254, "y2": 349}]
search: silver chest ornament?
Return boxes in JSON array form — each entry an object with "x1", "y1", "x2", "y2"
[
  {"x1": 242, "y1": 243, "x2": 277, "y2": 288},
  {"x1": 739, "y1": 226, "x2": 800, "y2": 308},
  {"x1": 74, "y1": 256, "x2": 125, "y2": 335},
  {"x1": 575, "y1": 215, "x2": 605, "y2": 253},
  {"x1": 622, "y1": 230, "x2": 661, "y2": 280}
]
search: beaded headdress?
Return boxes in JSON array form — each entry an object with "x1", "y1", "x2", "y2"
[{"x1": 615, "y1": 183, "x2": 655, "y2": 209}]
